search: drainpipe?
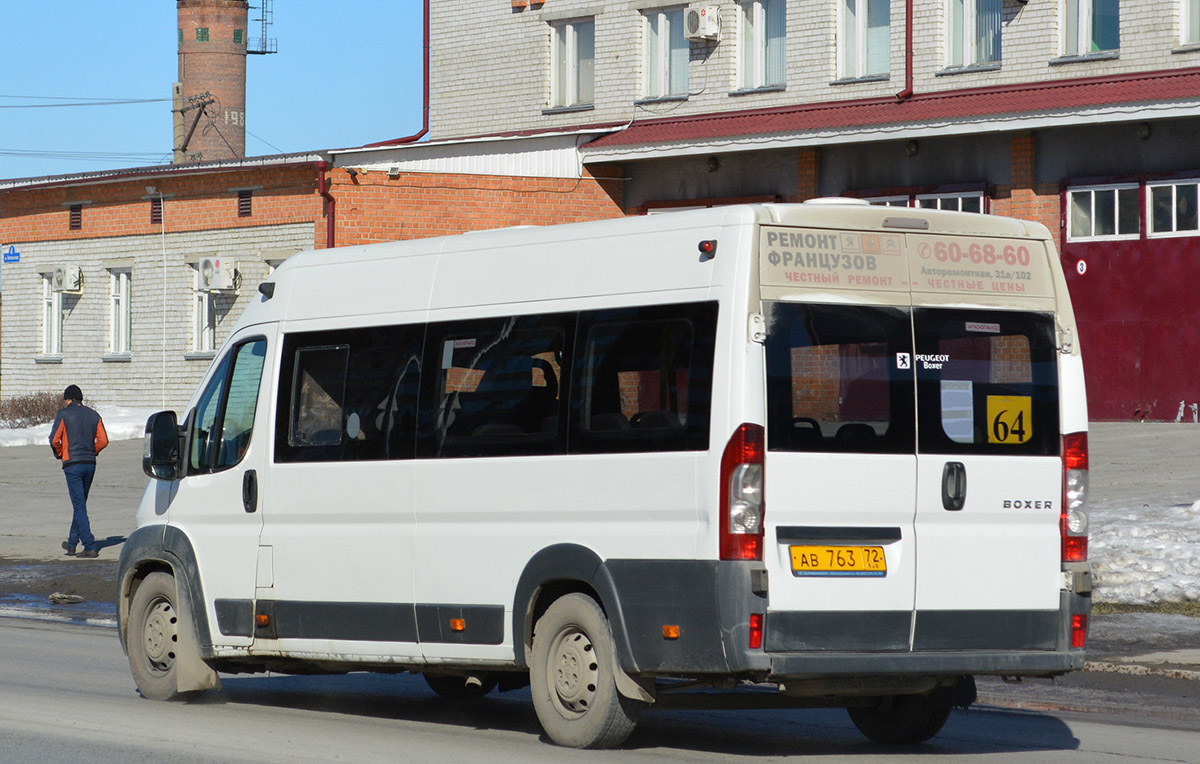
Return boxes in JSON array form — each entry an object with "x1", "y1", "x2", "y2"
[
  {"x1": 371, "y1": 0, "x2": 430, "y2": 145},
  {"x1": 316, "y1": 161, "x2": 336, "y2": 249},
  {"x1": 895, "y1": 0, "x2": 914, "y2": 101}
]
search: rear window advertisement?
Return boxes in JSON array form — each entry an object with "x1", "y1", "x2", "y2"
[{"x1": 914, "y1": 309, "x2": 1059, "y2": 457}]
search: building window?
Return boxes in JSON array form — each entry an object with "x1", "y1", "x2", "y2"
[
  {"x1": 1185, "y1": 1, "x2": 1200, "y2": 45},
  {"x1": 645, "y1": 8, "x2": 689, "y2": 98},
  {"x1": 1067, "y1": 184, "x2": 1139, "y2": 241},
  {"x1": 109, "y1": 270, "x2": 132, "y2": 355},
  {"x1": 740, "y1": 0, "x2": 786, "y2": 89},
  {"x1": 1148, "y1": 180, "x2": 1200, "y2": 237},
  {"x1": 238, "y1": 190, "x2": 253, "y2": 217},
  {"x1": 150, "y1": 197, "x2": 162, "y2": 225},
  {"x1": 840, "y1": 0, "x2": 890, "y2": 78},
  {"x1": 917, "y1": 191, "x2": 985, "y2": 213},
  {"x1": 69, "y1": 204, "x2": 82, "y2": 231},
  {"x1": 1063, "y1": 0, "x2": 1119, "y2": 55},
  {"x1": 196, "y1": 27, "x2": 210, "y2": 42},
  {"x1": 865, "y1": 196, "x2": 911, "y2": 207},
  {"x1": 234, "y1": 29, "x2": 244, "y2": 44},
  {"x1": 194, "y1": 269, "x2": 216, "y2": 353},
  {"x1": 42, "y1": 276, "x2": 63, "y2": 355},
  {"x1": 551, "y1": 19, "x2": 595, "y2": 108},
  {"x1": 948, "y1": 0, "x2": 1001, "y2": 67}
]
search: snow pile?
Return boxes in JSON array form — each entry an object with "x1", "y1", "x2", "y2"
[
  {"x1": 0, "y1": 406, "x2": 157, "y2": 448},
  {"x1": 1090, "y1": 501, "x2": 1200, "y2": 604}
]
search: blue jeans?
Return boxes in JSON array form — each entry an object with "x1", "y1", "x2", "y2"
[{"x1": 63, "y1": 462, "x2": 96, "y2": 551}]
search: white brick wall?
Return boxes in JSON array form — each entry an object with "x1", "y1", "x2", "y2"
[
  {"x1": 0, "y1": 223, "x2": 311, "y2": 411},
  {"x1": 430, "y1": 1, "x2": 1200, "y2": 140}
]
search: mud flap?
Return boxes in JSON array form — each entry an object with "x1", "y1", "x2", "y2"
[{"x1": 175, "y1": 592, "x2": 221, "y2": 693}]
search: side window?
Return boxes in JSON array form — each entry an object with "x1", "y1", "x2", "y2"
[
  {"x1": 764, "y1": 303, "x2": 914, "y2": 454},
  {"x1": 420, "y1": 313, "x2": 570, "y2": 458},
  {"x1": 914, "y1": 308, "x2": 1059, "y2": 456},
  {"x1": 570, "y1": 302, "x2": 716, "y2": 454},
  {"x1": 189, "y1": 339, "x2": 267, "y2": 474},
  {"x1": 275, "y1": 325, "x2": 423, "y2": 463}
]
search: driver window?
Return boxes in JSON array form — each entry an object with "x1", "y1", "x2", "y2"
[{"x1": 189, "y1": 339, "x2": 267, "y2": 474}]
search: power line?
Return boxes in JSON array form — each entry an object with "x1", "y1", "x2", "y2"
[
  {"x1": 0, "y1": 148, "x2": 168, "y2": 163},
  {"x1": 0, "y1": 98, "x2": 170, "y2": 109}
]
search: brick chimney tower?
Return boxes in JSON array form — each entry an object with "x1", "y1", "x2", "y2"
[{"x1": 175, "y1": 0, "x2": 249, "y2": 163}]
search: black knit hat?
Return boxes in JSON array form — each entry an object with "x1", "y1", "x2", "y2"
[{"x1": 63, "y1": 384, "x2": 83, "y2": 401}]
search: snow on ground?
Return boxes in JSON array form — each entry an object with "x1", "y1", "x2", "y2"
[
  {"x1": 2, "y1": 410, "x2": 1197, "y2": 605},
  {"x1": 0, "y1": 406, "x2": 157, "y2": 448},
  {"x1": 1090, "y1": 501, "x2": 1200, "y2": 604}
]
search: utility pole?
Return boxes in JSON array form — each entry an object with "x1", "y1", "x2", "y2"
[{"x1": 173, "y1": 88, "x2": 216, "y2": 163}]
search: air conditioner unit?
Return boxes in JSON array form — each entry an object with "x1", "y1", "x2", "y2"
[
  {"x1": 685, "y1": 6, "x2": 721, "y2": 41},
  {"x1": 51, "y1": 265, "x2": 83, "y2": 293},
  {"x1": 198, "y1": 256, "x2": 237, "y2": 291}
]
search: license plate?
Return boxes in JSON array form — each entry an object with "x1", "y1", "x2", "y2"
[{"x1": 790, "y1": 545, "x2": 887, "y2": 577}]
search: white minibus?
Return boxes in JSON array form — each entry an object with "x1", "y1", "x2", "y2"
[{"x1": 120, "y1": 201, "x2": 1091, "y2": 748}]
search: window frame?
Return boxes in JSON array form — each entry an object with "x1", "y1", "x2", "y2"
[
  {"x1": 839, "y1": 0, "x2": 891, "y2": 80},
  {"x1": 1184, "y1": 0, "x2": 1200, "y2": 46},
  {"x1": 946, "y1": 0, "x2": 1001, "y2": 69},
  {"x1": 109, "y1": 268, "x2": 132, "y2": 355},
  {"x1": 193, "y1": 268, "x2": 216, "y2": 353},
  {"x1": 1147, "y1": 179, "x2": 1200, "y2": 239},
  {"x1": 916, "y1": 191, "x2": 986, "y2": 214},
  {"x1": 644, "y1": 7, "x2": 689, "y2": 100},
  {"x1": 740, "y1": 0, "x2": 787, "y2": 90},
  {"x1": 550, "y1": 18, "x2": 596, "y2": 108},
  {"x1": 188, "y1": 337, "x2": 268, "y2": 476},
  {"x1": 42, "y1": 275, "x2": 63, "y2": 356},
  {"x1": 1066, "y1": 183, "x2": 1141, "y2": 242},
  {"x1": 1062, "y1": 0, "x2": 1119, "y2": 57}
]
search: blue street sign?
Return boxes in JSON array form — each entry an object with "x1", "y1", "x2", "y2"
[{"x1": 2, "y1": 245, "x2": 18, "y2": 263}]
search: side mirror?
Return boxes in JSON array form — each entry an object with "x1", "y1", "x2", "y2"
[{"x1": 143, "y1": 411, "x2": 182, "y2": 480}]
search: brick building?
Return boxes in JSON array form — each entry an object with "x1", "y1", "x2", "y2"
[
  {"x1": 425, "y1": 0, "x2": 1200, "y2": 420},
  {"x1": 0, "y1": 145, "x2": 622, "y2": 409}
]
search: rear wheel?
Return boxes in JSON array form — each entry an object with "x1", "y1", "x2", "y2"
[
  {"x1": 126, "y1": 572, "x2": 199, "y2": 701},
  {"x1": 847, "y1": 687, "x2": 954, "y2": 744},
  {"x1": 529, "y1": 593, "x2": 642, "y2": 749}
]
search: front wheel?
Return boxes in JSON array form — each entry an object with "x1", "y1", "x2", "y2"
[
  {"x1": 126, "y1": 572, "x2": 199, "y2": 701},
  {"x1": 847, "y1": 687, "x2": 953, "y2": 744},
  {"x1": 529, "y1": 593, "x2": 642, "y2": 749}
]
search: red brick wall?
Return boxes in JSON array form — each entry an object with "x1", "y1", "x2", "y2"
[
  {"x1": 990, "y1": 131, "x2": 1062, "y2": 252},
  {"x1": 329, "y1": 165, "x2": 625, "y2": 246},
  {"x1": 0, "y1": 165, "x2": 323, "y2": 245}
]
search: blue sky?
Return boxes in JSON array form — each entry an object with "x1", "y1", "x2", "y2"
[{"x1": 0, "y1": 1, "x2": 424, "y2": 180}]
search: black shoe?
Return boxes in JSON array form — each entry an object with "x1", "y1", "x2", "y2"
[
  {"x1": 77, "y1": 549, "x2": 99, "y2": 559},
  {"x1": 61, "y1": 541, "x2": 77, "y2": 556}
]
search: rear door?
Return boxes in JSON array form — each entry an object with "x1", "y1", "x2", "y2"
[
  {"x1": 762, "y1": 302, "x2": 918, "y2": 651},
  {"x1": 911, "y1": 307, "x2": 1063, "y2": 651}
]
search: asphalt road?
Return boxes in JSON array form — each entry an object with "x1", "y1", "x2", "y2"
[{"x1": 4, "y1": 618, "x2": 1200, "y2": 764}]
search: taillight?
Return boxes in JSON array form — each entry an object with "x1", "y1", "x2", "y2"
[
  {"x1": 720, "y1": 423, "x2": 765, "y2": 561},
  {"x1": 1071, "y1": 613, "x2": 1088, "y2": 648},
  {"x1": 1061, "y1": 432, "x2": 1089, "y2": 563}
]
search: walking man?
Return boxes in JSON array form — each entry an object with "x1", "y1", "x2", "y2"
[{"x1": 49, "y1": 385, "x2": 108, "y2": 558}]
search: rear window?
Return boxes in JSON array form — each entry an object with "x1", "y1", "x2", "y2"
[
  {"x1": 764, "y1": 303, "x2": 915, "y2": 454},
  {"x1": 914, "y1": 308, "x2": 1059, "y2": 456}
]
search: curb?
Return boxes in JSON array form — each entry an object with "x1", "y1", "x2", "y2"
[{"x1": 1083, "y1": 660, "x2": 1200, "y2": 682}]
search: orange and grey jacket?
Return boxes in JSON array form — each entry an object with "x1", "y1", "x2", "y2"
[{"x1": 49, "y1": 402, "x2": 109, "y2": 468}]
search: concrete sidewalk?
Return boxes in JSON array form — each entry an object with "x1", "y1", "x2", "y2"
[{"x1": 1, "y1": 422, "x2": 1198, "y2": 679}]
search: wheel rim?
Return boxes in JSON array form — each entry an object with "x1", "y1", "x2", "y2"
[
  {"x1": 141, "y1": 597, "x2": 178, "y2": 676},
  {"x1": 546, "y1": 626, "x2": 598, "y2": 719}
]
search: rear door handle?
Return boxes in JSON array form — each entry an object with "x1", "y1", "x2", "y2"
[
  {"x1": 243, "y1": 469, "x2": 258, "y2": 513},
  {"x1": 942, "y1": 462, "x2": 966, "y2": 511}
]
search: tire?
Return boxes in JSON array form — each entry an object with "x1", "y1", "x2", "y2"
[
  {"x1": 423, "y1": 673, "x2": 498, "y2": 699},
  {"x1": 847, "y1": 687, "x2": 954, "y2": 745},
  {"x1": 529, "y1": 593, "x2": 642, "y2": 749},
  {"x1": 126, "y1": 572, "x2": 199, "y2": 701}
]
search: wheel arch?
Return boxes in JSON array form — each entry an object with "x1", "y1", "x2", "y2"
[
  {"x1": 117, "y1": 524, "x2": 212, "y2": 659},
  {"x1": 512, "y1": 543, "x2": 638, "y2": 674}
]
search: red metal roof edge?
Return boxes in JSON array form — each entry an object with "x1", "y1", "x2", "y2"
[{"x1": 583, "y1": 66, "x2": 1200, "y2": 150}]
